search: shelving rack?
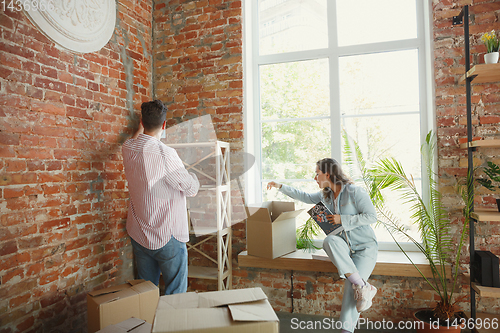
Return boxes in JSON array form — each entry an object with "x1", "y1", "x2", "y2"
[
  {"x1": 454, "y1": 5, "x2": 500, "y2": 333},
  {"x1": 163, "y1": 141, "x2": 232, "y2": 291}
]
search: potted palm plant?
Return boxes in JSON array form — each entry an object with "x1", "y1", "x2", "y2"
[{"x1": 344, "y1": 131, "x2": 468, "y2": 332}]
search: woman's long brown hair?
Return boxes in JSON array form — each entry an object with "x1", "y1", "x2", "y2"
[{"x1": 316, "y1": 158, "x2": 353, "y2": 200}]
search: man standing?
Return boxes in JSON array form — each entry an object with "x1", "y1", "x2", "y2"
[{"x1": 122, "y1": 100, "x2": 199, "y2": 295}]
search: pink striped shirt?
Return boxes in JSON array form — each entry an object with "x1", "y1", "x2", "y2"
[{"x1": 122, "y1": 134, "x2": 199, "y2": 250}]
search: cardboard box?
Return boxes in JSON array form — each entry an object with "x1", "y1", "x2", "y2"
[
  {"x1": 152, "y1": 287, "x2": 279, "y2": 333},
  {"x1": 96, "y1": 318, "x2": 152, "y2": 333},
  {"x1": 87, "y1": 280, "x2": 159, "y2": 333},
  {"x1": 246, "y1": 201, "x2": 303, "y2": 259}
]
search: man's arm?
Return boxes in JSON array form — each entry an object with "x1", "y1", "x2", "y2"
[
  {"x1": 163, "y1": 150, "x2": 200, "y2": 197},
  {"x1": 131, "y1": 122, "x2": 144, "y2": 140}
]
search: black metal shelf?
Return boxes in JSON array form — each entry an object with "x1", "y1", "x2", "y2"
[{"x1": 453, "y1": 5, "x2": 500, "y2": 332}]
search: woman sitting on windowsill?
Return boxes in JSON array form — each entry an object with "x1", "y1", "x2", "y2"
[{"x1": 267, "y1": 158, "x2": 378, "y2": 333}]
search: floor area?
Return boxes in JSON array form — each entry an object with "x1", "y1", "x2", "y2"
[{"x1": 276, "y1": 312, "x2": 416, "y2": 333}]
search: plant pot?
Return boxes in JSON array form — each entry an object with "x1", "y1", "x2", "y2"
[
  {"x1": 496, "y1": 198, "x2": 500, "y2": 212},
  {"x1": 413, "y1": 309, "x2": 462, "y2": 333},
  {"x1": 484, "y1": 52, "x2": 499, "y2": 64}
]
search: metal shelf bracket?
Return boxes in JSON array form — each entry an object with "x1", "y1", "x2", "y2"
[{"x1": 453, "y1": 8, "x2": 465, "y2": 25}]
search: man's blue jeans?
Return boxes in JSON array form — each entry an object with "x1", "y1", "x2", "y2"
[{"x1": 130, "y1": 237, "x2": 188, "y2": 295}]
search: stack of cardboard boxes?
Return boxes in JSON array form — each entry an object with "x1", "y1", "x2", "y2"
[{"x1": 87, "y1": 283, "x2": 279, "y2": 333}]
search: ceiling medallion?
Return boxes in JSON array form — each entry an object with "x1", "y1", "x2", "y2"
[{"x1": 23, "y1": 0, "x2": 116, "y2": 53}]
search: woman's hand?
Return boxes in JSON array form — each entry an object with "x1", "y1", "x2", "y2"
[
  {"x1": 266, "y1": 181, "x2": 282, "y2": 190},
  {"x1": 326, "y1": 214, "x2": 341, "y2": 225}
]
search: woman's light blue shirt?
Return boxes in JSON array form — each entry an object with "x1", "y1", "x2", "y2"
[{"x1": 279, "y1": 183, "x2": 378, "y2": 251}]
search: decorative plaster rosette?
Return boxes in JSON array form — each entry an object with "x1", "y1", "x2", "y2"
[{"x1": 23, "y1": 0, "x2": 116, "y2": 53}]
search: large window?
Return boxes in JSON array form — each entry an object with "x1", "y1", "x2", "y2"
[{"x1": 244, "y1": 0, "x2": 434, "y2": 247}]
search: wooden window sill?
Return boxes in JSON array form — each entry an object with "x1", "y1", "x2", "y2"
[{"x1": 238, "y1": 249, "x2": 451, "y2": 278}]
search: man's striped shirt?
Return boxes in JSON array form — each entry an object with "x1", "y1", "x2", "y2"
[{"x1": 122, "y1": 134, "x2": 199, "y2": 250}]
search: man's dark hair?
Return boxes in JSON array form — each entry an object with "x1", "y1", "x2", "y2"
[{"x1": 141, "y1": 100, "x2": 167, "y2": 131}]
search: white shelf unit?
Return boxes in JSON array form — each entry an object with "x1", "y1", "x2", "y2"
[{"x1": 165, "y1": 141, "x2": 232, "y2": 291}]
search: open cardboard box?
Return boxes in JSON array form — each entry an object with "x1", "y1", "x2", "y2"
[
  {"x1": 87, "y1": 279, "x2": 159, "y2": 333},
  {"x1": 96, "y1": 318, "x2": 152, "y2": 333},
  {"x1": 152, "y1": 287, "x2": 279, "y2": 333},
  {"x1": 246, "y1": 201, "x2": 303, "y2": 259}
]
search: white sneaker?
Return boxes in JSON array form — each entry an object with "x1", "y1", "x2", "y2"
[{"x1": 352, "y1": 282, "x2": 377, "y2": 312}]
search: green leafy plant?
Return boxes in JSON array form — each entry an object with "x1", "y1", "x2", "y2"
[
  {"x1": 476, "y1": 161, "x2": 500, "y2": 191},
  {"x1": 456, "y1": 167, "x2": 475, "y2": 231},
  {"x1": 345, "y1": 130, "x2": 469, "y2": 322},
  {"x1": 457, "y1": 161, "x2": 500, "y2": 214},
  {"x1": 296, "y1": 217, "x2": 322, "y2": 251}
]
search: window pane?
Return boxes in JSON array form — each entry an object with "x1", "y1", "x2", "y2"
[
  {"x1": 336, "y1": 0, "x2": 417, "y2": 46},
  {"x1": 259, "y1": 0, "x2": 328, "y2": 55},
  {"x1": 339, "y1": 50, "x2": 420, "y2": 117},
  {"x1": 342, "y1": 114, "x2": 422, "y2": 244},
  {"x1": 260, "y1": 59, "x2": 330, "y2": 120},
  {"x1": 373, "y1": 181, "x2": 422, "y2": 243},
  {"x1": 342, "y1": 114, "x2": 421, "y2": 176},
  {"x1": 262, "y1": 119, "x2": 331, "y2": 180}
]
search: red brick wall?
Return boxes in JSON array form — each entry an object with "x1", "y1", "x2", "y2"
[
  {"x1": 153, "y1": 0, "x2": 243, "y2": 144},
  {"x1": 434, "y1": 0, "x2": 500, "y2": 318},
  {"x1": 0, "y1": 1, "x2": 152, "y2": 331},
  {"x1": 2, "y1": 0, "x2": 500, "y2": 331},
  {"x1": 152, "y1": 0, "x2": 244, "y2": 292}
]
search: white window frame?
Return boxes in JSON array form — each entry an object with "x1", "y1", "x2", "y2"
[{"x1": 243, "y1": 0, "x2": 436, "y2": 251}]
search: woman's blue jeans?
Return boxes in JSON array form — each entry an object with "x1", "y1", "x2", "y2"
[{"x1": 130, "y1": 237, "x2": 188, "y2": 295}]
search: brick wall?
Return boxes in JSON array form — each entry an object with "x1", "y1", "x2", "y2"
[
  {"x1": 152, "y1": 0, "x2": 500, "y2": 323},
  {"x1": 0, "y1": 0, "x2": 152, "y2": 331},
  {"x1": 433, "y1": 0, "x2": 500, "y2": 318},
  {"x1": 2, "y1": 0, "x2": 500, "y2": 331},
  {"x1": 153, "y1": 0, "x2": 243, "y2": 144},
  {"x1": 152, "y1": 0, "x2": 245, "y2": 292}
]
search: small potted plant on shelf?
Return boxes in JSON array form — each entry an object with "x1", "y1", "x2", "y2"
[
  {"x1": 476, "y1": 161, "x2": 500, "y2": 212},
  {"x1": 480, "y1": 30, "x2": 500, "y2": 64},
  {"x1": 345, "y1": 131, "x2": 467, "y2": 332}
]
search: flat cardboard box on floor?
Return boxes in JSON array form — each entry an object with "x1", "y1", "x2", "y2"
[
  {"x1": 87, "y1": 279, "x2": 159, "y2": 333},
  {"x1": 246, "y1": 201, "x2": 303, "y2": 259},
  {"x1": 96, "y1": 318, "x2": 152, "y2": 333},
  {"x1": 152, "y1": 287, "x2": 279, "y2": 333}
]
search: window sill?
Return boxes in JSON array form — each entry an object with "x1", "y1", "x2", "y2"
[{"x1": 238, "y1": 249, "x2": 450, "y2": 278}]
